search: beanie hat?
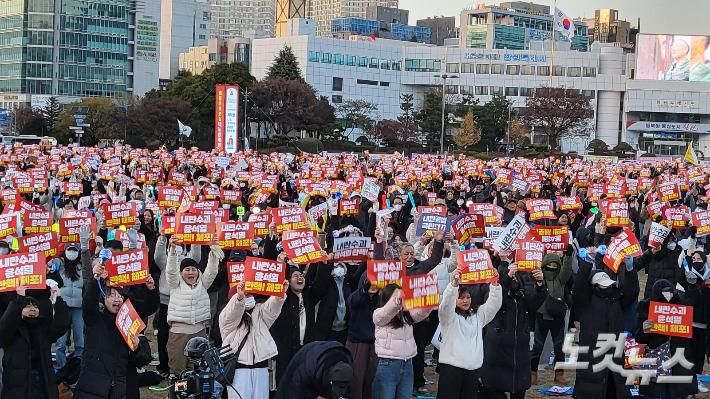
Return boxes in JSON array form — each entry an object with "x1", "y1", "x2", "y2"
[{"x1": 180, "y1": 258, "x2": 198, "y2": 272}]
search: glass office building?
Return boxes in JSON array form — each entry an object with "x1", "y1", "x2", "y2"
[{"x1": 0, "y1": 0, "x2": 132, "y2": 103}]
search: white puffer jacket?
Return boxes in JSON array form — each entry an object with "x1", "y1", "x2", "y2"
[
  {"x1": 220, "y1": 294, "x2": 286, "y2": 365},
  {"x1": 155, "y1": 236, "x2": 202, "y2": 305},
  {"x1": 166, "y1": 248, "x2": 218, "y2": 326}
]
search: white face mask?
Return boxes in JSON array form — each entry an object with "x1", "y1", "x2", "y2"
[
  {"x1": 667, "y1": 242, "x2": 677, "y2": 251},
  {"x1": 175, "y1": 246, "x2": 184, "y2": 256},
  {"x1": 0, "y1": 247, "x2": 9, "y2": 255},
  {"x1": 65, "y1": 250, "x2": 79, "y2": 261},
  {"x1": 457, "y1": 199, "x2": 464, "y2": 206},
  {"x1": 244, "y1": 296, "x2": 256, "y2": 310},
  {"x1": 331, "y1": 267, "x2": 346, "y2": 278},
  {"x1": 393, "y1": 204, "x2": 402, "y2": 211},
  {"x1": 662, "y1": 292, "x2": 673, "y2": 302},
  {"x1": 222, "y1": 204, "x2": 230, "y2": 209}
]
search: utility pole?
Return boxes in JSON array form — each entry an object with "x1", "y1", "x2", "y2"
[{"x1": 243, "y1": 87, "x2": 249, "y2": 151}]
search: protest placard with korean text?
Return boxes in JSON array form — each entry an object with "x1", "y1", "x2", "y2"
[
  {"x1": 367, "y1": 260, "x2": 404, "y2": 290},
  {"x1": 228, "y1": 262, "x2": 245, "y2": 288},
  {"x1": 18, "y1": 232, "x2": 58, "y2": 259},
  {"x1": 58, "y1": 217, "x2": 97, "y2": 243},
  {"x1": 217, "y1": 222, "x2": 254, "y2": 249},
  {"x1": 603, "y1": 229, "x2": 643, "y2": 273},
  {"x1": 243, "y1": 256, "x2": 286, "y2": 297},
  {"x1": 333, "y1": 237, "x2": 371, "y2": 262},
  {"x1": 516, "y1": 240, "x2": 545, "y2": 271},
  {"x1": 648, "y1": 302, "x2": 692, "y2": 338},
  {"x1": 116, "y1": 299, "x2": 146, "y2": 351},
  {"x1": 534, "y1": 225, "x2": 569, "y2": 252},
  {"x1": 175, "y1": 212, "x2": 216, "y2": 245},
  {"x1": 457, "y1": 249, "x2": 498, "y2": 284},
  {"x1": 526, "y1": 199, "x2": 556, "y2": 221},
  {"x1": 103, "y1": 202, "x2": 137, "y2": 228},
  {"x1": 105, "y1": 248, "x2": 150, "y2": 286},
  {"x1": 402, "y1": 274, "x2": 440, "y2": 310},
  {"x1": 272, "y1": 207, "x2": 309, "y2": 233},
  {"x1": 451, "y1": 214, "x2": 486, "y2": 246},
  {"x1": 282, "y1": 229, "x2": 328, "y2": 264},
  {"x1": 0, "y1": 252, "x2": 46, "y2": 292},
  {"x1": 416, "y1": 213, "x2": 451, "y2": 236}
]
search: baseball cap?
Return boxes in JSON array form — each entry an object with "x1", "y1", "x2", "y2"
[
  {"x1": 325, "y1": 361, "x2": 353, "y2": 398},
  {"x1": 65, "y1": 243, "x2": 81, "y2": 251},
  {"x1": 591, "y1": 272, "x2": 617, "y2": 288}
]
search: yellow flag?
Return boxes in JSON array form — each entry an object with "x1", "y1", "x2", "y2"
[{"x1": 685, "y1": 143, "x2": 699, "y2": 166}]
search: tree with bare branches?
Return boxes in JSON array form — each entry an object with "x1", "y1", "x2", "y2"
[{"x1": 520, "y1": 87, "x2": 594, "y2": 150}]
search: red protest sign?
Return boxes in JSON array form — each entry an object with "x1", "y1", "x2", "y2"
[
  {"x1": 0, "y1": 213, "x2": 20, "y2": 239},
  {"x1": 604, "y1": 198, "x2": 630, "y2": 227},
  {"x1": 58, "y1": 217, "x2": 97, "y2": 243},
  {"x1": 175, "y1": 212, "x2": 216, "y2": 244},
  {"x1": 158, "y1": 186, "x2": 184, "y2": 208},
  {"x1": 103, "y1": 203, "x2": 137, "y2": 228},
  {"x1": 221, "y1": 189, "x2": 243, "y2": 206},
  {"x1": 272, "y1": 207, "x2": 309, "y2": 233},
  {"x1": 116, "y1": 299, "x2": 146, "y2": 351},
  {"x1": 496, "y1": 168, "x2": 513, "y2": 186},
  {"x1": 216, "y1": 222, "x2": 254, "y2": 249},
  {"x1": 114, "y1": 230, "x2": 146, "y2": 250},
  {"x1": 56, "y1": 163, "x2": 73, "y2": 178},
  {"x1": 402, "y1": 274, "x2": 440, "y2": 311},
  {"x1": 646, "y1": 201, "x2": 664, "y2": 220},
  {"x1": 451, "y1": 214, "x2": 486, "y2": 245},
  {"x1": 534, "y1": 225, "x2": 569, "y2": 251},
  {"x1": 167, "y1": 171, "x2": 188, "y2": 185},
  {"x1": 469, "y1": 203, "x2": 503, "y2": 225},
  {"x1": 0, "y1": 252, "x2": 46, "y2": 292},
  {"x1": 457, "y1": 249, "x2": 498, "y2": 284},
  {"x1": 332, "y1": 237, "x2": 371, "y2": 262},
  {"x1": 339, "y1": 199, "x2": 359, "y2": 216},
  {"x1": 603, "y1": 229, "x2": 643, "y2": 273},
  {"x1": 18, "y1": 232, "x2": 58, "y2": 259},
  {"x1": 247, "y1": 213, "x2": 270, "y2": 237},
  {"x1": 281, "y1": 229, "x2": 327, "y2": 264},
  {"x1": 657, "y1": 181, "x2": 680, "y2": 203},
  {"x1": 228, "y1": 262, "x2": 245, "y2": 288},
  {"x1": 418, "y1": 205, "x2": 447, "y2": 216},
  {"x1": 648, "y1": 301, "x2": 692, "y2": 338},
  {"x1": 526, "y1": 199, "x2": 556, "y2": 221},
  {"x1": 160, "y1": 215, "x2": 176, "y2": 235},
  {"x1": 367, "y1": 260, "x2": 405, "y2": 290},
  {"x1": 59, "y1": 182, "x2": 83, "y2": 196},
  {"x1": 105, "y1": 248, "x2": 150, "y2": 286},
  {"x1": 692, "y1": 209, "x2": 710, "y2": 237},
  {"x1": 665, "y1": 206, "x2": 691, "y2": 229},
  {"x1": 426, "y1": 192, "x2": 437, "y2": 205},
  {"x1": 516, "y1": 240, "x2": 545, "y2": 271},
  {"x1": 243, "y1": 256, "x2": 286, "y2": 297},
  {"x1": 556, "y1": 196, "x2": 582, "y2": 211}
]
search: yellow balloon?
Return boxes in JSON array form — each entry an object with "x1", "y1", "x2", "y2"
[{"x1": 52, "y1": 223, "x2": 59, "y2": 232}]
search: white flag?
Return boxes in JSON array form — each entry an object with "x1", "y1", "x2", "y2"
[
  {"x1": 177, "y1": 120, "x2": 192, "y2": 137},
  {"x1": 553, "y1": 8, "x2": 575, "y2": 40}
]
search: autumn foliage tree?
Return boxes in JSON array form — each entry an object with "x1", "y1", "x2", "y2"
[
  {"x1": 507, "y1": 117, "x2": 530, "y2": 149},
  {"x1": 521, "y1": 87, "x2": 594, "y2": 150},
  {"x1": 453, "y1": 110, "x2": 481, "y2": 149},
  {"x1": 375, "y1": 117, "x2": 421, "y2": 149}
]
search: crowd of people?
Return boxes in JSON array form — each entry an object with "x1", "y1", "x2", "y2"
[{"x1": 0, "y1": 143, "x2": 707, "y2": 399}]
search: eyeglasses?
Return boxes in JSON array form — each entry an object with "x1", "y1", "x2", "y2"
[{"x1": 106, "y1": 293, "x2": 123, "y2": 300}]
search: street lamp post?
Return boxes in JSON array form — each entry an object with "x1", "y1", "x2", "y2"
[{"x1": 434, "y1": 73, "x2": 458, "y2": 154}]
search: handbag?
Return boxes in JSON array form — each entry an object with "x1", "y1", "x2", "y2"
[
  {"x1": 638, "y1": 339, "x2": 672, "y2": 380},
  {"x1": 543, "y1": 281, "x2": 568, "y2": 320}
]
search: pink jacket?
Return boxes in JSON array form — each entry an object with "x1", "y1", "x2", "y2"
[{"x1": 373, "y1": 295, "x2": 432, "y2": 361}]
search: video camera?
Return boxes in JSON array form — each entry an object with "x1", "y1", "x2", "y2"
[{"x1": 169, "y1": 337, "x2": 236, "y2": 399}]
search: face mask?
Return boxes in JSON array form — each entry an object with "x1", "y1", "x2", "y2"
[
  {"x1": 693, "y1": 261, "x2": 705, "y2": 271},
  {"x1": 175, "y1": 246, "x2": 184, "y2": 256},
  {"x1": 0, "y1": 247, "x2": 8, "y2": 255},
  {"x1": 662, "y1": 292, "x2": 673, "y2": 302},
  {"x1": 667, "y1": 242, "x2": 677, "y2": 251},
  {"x1": 244, "y1": 296, "x2": 256, "y2": 310},
  {"x1": 222, "y1": 204, "x2": 230, "y2": 209},
  {"x1": 66, "y1": 250, "x2": 79, "y2": 261},
  {"x1": 23, "y1": 316, "x2": 39, "y2": 326},
  {"x1": 457, "y1": 199, "x2": 464, "y2": 206},
  {"x1": 393, "y1": 204, "x2": 402, "y2": 211},
  {"x1": 332, "y1": 267, "x2": 346, "y2": 278},
  {"x1": 252, "y1": 250, "x2": 261, "y2": 256}
]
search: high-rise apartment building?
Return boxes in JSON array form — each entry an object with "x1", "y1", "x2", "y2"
[
  {"x1": 416, "y1": 16, "x2": 456, "y2": 46},
  {"x1": 275, "y1": 0, "x2": 308, "y2": 37},
  {"x1": 160, "y1": 0, "x2": 211, "y2": 80},
  {"x1": 311, "y1": 0, "x2": 397, "y2": 37},
  {"x1": 594, "y1": 9, "x2": 631, "y2": 45},
  {"x1": 0, "y1": 0, "x2": 164, "y2": 107},
  {"x1": 178, "y1": 37, "x2": 252, "y2": 75},
  {"x1": 209, "y1": 0, "x2": 276, "y2": 39}
]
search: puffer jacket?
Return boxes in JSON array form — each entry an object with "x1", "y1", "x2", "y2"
[
  {"x1": 373, "y1": 294, "x2": 432, "y2": 361},
  {"x1": 166, "y1": 248, "x2": 218, "y2": 326},
  {"x1": 220, "y1": 294, "x2": 286, "y2": 365},
  {"x1": 58, "y1": 258, "x2": 84, "y2": 308},
  {"x1": 439, "y1": 282, "x2": 502, "y2": 371},
  {"x1": 155, "y1": 236, "x2": 202, "y2": 305}
]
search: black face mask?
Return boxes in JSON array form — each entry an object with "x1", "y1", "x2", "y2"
[
  {"x1": 693, "y1": 262, "x2": 705, "y2": 271},
  {"x1": 23, "y1": 316, "x2": 39, "y2": 326}
]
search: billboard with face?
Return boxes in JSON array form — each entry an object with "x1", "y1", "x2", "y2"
[{"x1": 636, "y1": 34, "x2": 710, "y2": 82}]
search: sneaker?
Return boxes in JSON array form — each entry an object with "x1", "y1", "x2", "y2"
[
  {"x1": 414, "y1": 386, "x2": 429, "y2": 395},
  {"x1": 698, "y1": 381, "x2": 709, "y2": 393},
  {"x1": 424, "y1": 359, "x2": 436, "y2": 367},
  {"x1": 153, "y1": 329, "x2": 159, "y2": 336},
  {"x1": 149, "y1": 360, "x2": 160, "y2": 366}
]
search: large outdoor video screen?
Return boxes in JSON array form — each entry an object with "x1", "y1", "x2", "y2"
[{"x1": 636, "y1": 34, "x2": 710, "y2": 82}]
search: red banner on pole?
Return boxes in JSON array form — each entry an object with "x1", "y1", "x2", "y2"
[
  {"x1": 243, "y1": 256, "x2": 286, "y2": 297},
  {"x1": 456, "y1": 249, "x2": 498, "y2": 284},
  {"x1": 216, "y1": 222, "x2": 254, "y2": 249},
  {"x1": 402, "y1": 274, "x2": 440, "y2": 311},
  {"x1": 105, "y1": 248, "x2": 150, "y2": 286},
  {"x1": 116, "y1": 299, "x2": 146, "y2": 351},
  {"x1": 0, "y1": 252, "x2": 46, "y2": 292},
  {"x1": 367, "y1": 260, "x2": 405, "y2": 290},
  {"x1": 648, "y1": 301, "x2": 692, "y2": 338}
]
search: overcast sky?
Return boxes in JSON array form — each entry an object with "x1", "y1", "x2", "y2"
[{"x1": 401, "y1": 0, "x2": 710, "y2": 36}]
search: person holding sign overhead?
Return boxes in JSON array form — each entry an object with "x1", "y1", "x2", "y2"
[{"x1": 0, "y1": 284, "x2": 69, "y2": 399}]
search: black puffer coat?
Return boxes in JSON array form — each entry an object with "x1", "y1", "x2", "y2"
[
  {"x1": 634, "y1": 279, "x2": 698, "y2": 398},
  {"x1": 635, "y1": 247, "x2": 684, "y2": 299},
  {"x1": 572, "y1": 260, "x2": 639, "y2": 399},
  {"x1": 0, "y1": 296, "x2": 70, "y2": 399},
  {"x1": 274, "y1": 341, "x2": 353, "y2": 399},
  {"x1": 73, "y1": 276, "x2": 133, "y2": 399},
  {"x1": 481, "y1": 262, "x2": 546, "y2": 394}
]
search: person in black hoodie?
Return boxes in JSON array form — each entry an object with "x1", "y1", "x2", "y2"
[
  {"x1": 635, "y1": 232, "x2": 684, "y2": 299},
  {"x1": 0, "y1": 284, "x2": 70, "y2": 399},
  {"x1": 275, "y1": 341, "x2": 354, "y2": 399},
  {"x1": 635, "y1": 278, "x2": 699, "y2": 399},
  {"x1": 481, "y1": 261, "x2": 546, "y2": 399},
  {"x1": 271, "y1": 266, "x2": 317, "y2": 388},
  {"x1": 345, "y1": 272, "x2": 380, "y2": 399}
]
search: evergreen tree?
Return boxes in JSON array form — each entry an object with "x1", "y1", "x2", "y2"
[
  {"x1": 40, "y1": 97, "x2": 63, "y2": 137},
  {"x1": 266, "y1": 46, "x2": 305, "y2": 83}
]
